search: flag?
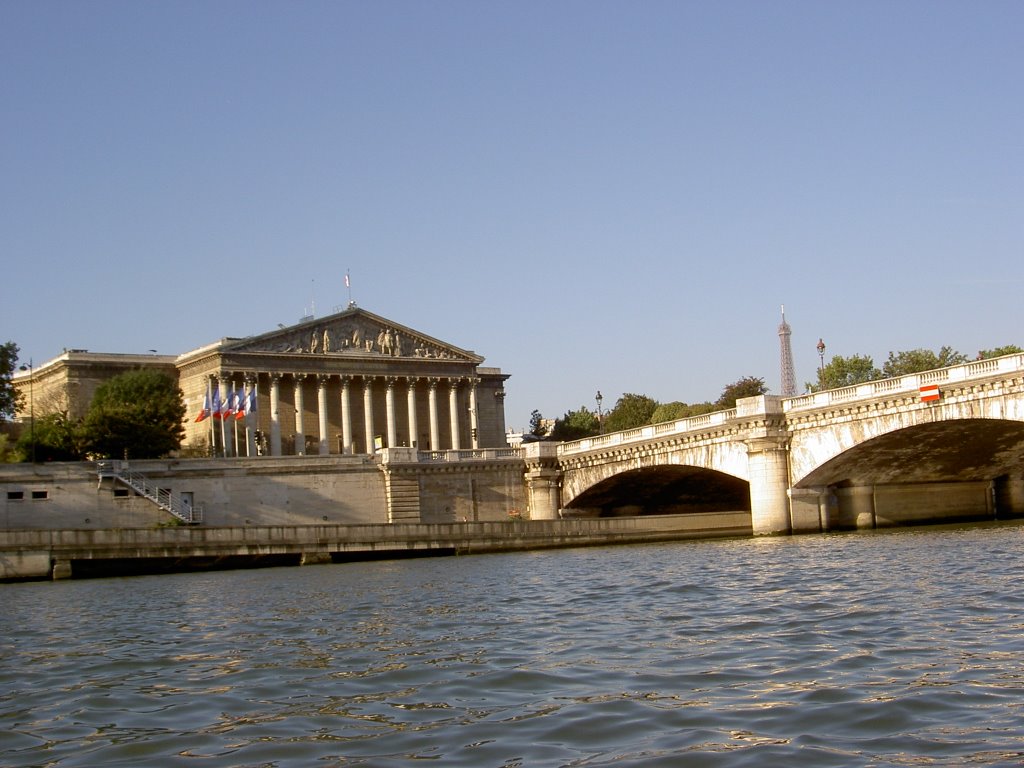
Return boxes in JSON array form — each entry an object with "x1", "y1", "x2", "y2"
[
  {"x1": 195, "y1": 392, "x2": 210, "y2": 422},
  {"x1": 345, "y1": 272, "x2": 350, "y2": 288},
  {"x1": 212, "y1": 388, "x2": 223, "y2": 420},
  {"x1": 222, "y1": 389, "x2": 236, "y2": 419},
  {"x1": 236, "y1": 388, "x2": 250, "y2": 420}
]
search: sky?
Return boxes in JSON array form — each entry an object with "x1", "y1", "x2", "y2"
[{"x1": 2, "y1": 1, "x2": 1022, "y2": 432}]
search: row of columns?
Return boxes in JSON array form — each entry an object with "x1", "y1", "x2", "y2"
[{"x1": 212, "y1": 373, "x2": 479, "y2": 458}]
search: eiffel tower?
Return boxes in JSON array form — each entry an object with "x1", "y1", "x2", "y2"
[{"x1": 778, "y1": 305, "x2": 797, "y2": 397}]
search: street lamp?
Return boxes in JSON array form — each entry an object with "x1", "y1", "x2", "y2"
[
  {"x1": 18, "y1": 359, "x2": 34, "y2": 463},
  {"x1": 816, "y1": 339, "x2": 826, "y2": 386},
  {"x1": 595, "y1": 390, "x2": 603, "y2": 434}
]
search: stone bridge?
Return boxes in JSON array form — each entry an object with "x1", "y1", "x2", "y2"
[{"x1": 523, "y1": 353, "x2": 1024, "y2": 534}]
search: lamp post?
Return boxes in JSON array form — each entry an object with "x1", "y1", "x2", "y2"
[
  {"x1": 595, "y1": 390, "x2": 603, "y2": 434},
  {"x1": 18, "y1": 359, "x2": 34, "y2": 463},
  {"x1": 816, "y1": 339, "x2": 826, "y2": 387}
]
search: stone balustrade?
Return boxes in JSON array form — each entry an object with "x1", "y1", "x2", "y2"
[{"x1": 784, "y1": 353, "x2": 1024, "y2": 412}]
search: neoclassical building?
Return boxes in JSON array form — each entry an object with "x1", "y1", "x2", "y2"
[{"x1": 14, "y1": 306, "x2": 510, "y2": 457}]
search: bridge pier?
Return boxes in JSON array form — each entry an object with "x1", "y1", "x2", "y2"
[
  {"x1": 526, "y1": 468, "x2": 561, "y2": 520},
  {"x1": 789, "y1": 487, "x2": 829, "y2": 533},
  {"x1": 522, "y1": 442, "x2": 562, "y2": 520},
  {"x1": 746, "y1": 437, "x2": 792, "y2": 535},
  {"x1": 833, "y1": 487, "x2": 876, "y2": 529},
  {"x1": 995, "y1": 476, "x2": 1024, "y2": 518},
  {"x1": 52, "y1": 559, "x2": 73, "y2": 580}
]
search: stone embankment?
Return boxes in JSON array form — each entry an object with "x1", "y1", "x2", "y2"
[{"x1": 0, "y1": 513, "x2": 751, "y2": 581}]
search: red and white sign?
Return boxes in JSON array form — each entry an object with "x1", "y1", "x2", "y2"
[{"x1": 920, "y1": 384, "x2": 940, "y2": 402}]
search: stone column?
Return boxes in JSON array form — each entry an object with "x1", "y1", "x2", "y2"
[
  {"x1": 406, "y1": 377, "x2": 419, "y2": 449},
  {"x1": 269, "y1": 373, "x2": 282, "y2": 456},
  {"x1": 317, "y1": 375, "x2": 329, "y2": 455},
  {"x1": 385, "y1": 378, "x2": 398, "y2": 449},
  {"x1": 293, "y1": 374, "x2": 306, "y2": 455},
  {"x1": 448, "y1": 379, "x2": 461, "y2": 450},
  {"x1": 245, "y1": 375, "x2": 257, "y2": 457},
  {"x1": 363, "y1": 378, "x2": 375, "y2": 453},
  {"x1": 469, "y1": 379, "x2": 479, "y2": 449},
  {"x1": 428, "y1": 379, "x2": 440, "y2": 451},
  {"x1": 340, "y1": 376, "x2": 353, "y2": 454},
  {"x1": 218, "y1": 375, "x2": 231, "y2": 457},
  {"x1": 228, "y1": 376, "x2": 241, "y2": 458},
  {"x1": 203, "y1": 375, "x2": 218, "y2": 456},
  {"x1": 746, "y1": 436, "x2": 792, "y2": 535}
]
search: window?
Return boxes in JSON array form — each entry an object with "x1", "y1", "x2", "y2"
[
  {"x1": 31, "y1": 490, "x2": 49, "y2": 500},
  {"x1": 7, "y1": 491, "x2": 24, "y2": 501}
]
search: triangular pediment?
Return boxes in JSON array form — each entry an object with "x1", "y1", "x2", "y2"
[{"x1": 224, "y1": 307, "x2": 483, "y2": 363}]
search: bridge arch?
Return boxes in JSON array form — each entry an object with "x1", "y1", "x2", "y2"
[
  {"x1": 794, "y1": 418, "x2": 1024, "y2": 489},
  {"x1": 562, "y1": 464, "x2": 750, "y2": 517}
]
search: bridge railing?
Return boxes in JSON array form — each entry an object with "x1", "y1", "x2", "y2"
[
  {"x1": 558, "y1": 408, "x2": 737, "y2": 457},
  {"x1": 783, "y1": 352, "x2": 1024, "y2": 413},
  {"x1": 376, "y1": 447, "x2": 522, "y2": 464},
  {"x1": 555, "y1": 353, "x2": 1024, "y2": 457},
  {"x1": 418, "y1": 448, "x2": 522, "y2": 462}
]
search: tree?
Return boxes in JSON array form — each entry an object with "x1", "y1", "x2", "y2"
[
  {"x1": 528, "y1": 409, "x2": 548, "y2": 438},
  {"x1": 551, "y1": 406, "x2": 599, "y2": 441},
  {"x1": 882, "y1": 346, "x2": 967, "y2": 378},
  {"x1": 978, "y1": 345, "x2": 1023, "y2": 359},
  {"x1": 810, "y1": 354, "x2": 881, "y2": 391},
  {"x1": 602, "y1": 393, "x2": 658, "y2": 433},
  {"x1": 649, "y1": 401, "x2": 691, "y2": 424},
  {"x1": 81, "y1": 370, "x2": 186, "y2": 459},
  {"x1": 0, "y1": 341, "x2": 20, "y2": 422},
  {"x1": 649, "y1": 401, "x2": 717, "y2": 424},
  {"x1": 715, "y1": 376, "x2": 768, "y2": 409},
  {"x1": 17, "y1": 412, "x2": 84, "y2": 462}
]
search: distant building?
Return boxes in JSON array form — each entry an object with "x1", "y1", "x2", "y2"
[{"x1": 13, "y1": 306, "x2": 509, "y2": 457}]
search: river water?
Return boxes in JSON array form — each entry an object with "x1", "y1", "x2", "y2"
[{"x1": 2, "y1": 522, "x2": 1024, "y2": 767}]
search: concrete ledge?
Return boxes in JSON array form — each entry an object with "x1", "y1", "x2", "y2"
[{"x1": 0, "y1": 512, "x2": 752, "y2": 580}]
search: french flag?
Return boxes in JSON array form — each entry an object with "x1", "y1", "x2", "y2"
[
  {"x1": 195, "y1": 392, "x2": 211, "y2": 423},
  {"x1": 236, "y1": 388, "x2": 252, "y2": 421},
  {"x1": 222, "y1": 390, "x2": 236, "y2": 419}
]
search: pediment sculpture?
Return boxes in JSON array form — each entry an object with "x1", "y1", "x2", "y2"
[{"x1": 233, "y1": 314, "x2": 473, "y2": 361}]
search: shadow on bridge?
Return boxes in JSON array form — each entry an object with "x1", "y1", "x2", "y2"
[{"x1": 562, "y1": 465, "x2": 751, "y2": 518}]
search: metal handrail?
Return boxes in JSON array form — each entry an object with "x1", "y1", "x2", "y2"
[{"x1": 97, "y1": 462, "x2": 203, "y2": 524}]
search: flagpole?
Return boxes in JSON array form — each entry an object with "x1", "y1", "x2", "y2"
[
  {"x1": 207, "y1": 377, "x2": 215, "y2": 457},
  {"x1": 220, "y1": 382, "x2": 228, "y2": 454}
]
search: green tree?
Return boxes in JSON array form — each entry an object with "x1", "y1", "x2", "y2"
[
  {"x1": 882, "y1": 346, "x2": 967, "y2": 378},
  {"x1": 528, "y1": 409, "x2": 547, "y2": 438},
  {"x1": 715, "y1": 376, "x2": 768, "y2": 409},
  {"x1": 0, "y1": 341, "x2": 20, "y2": 422},
  {"x1": 82, "y1": 370, "x2": 186, "y2": 459},
  {"x1": 810, "y1": 354, "x2": 882, "y2": 391},
  {"x1": 649, "y1": 401, "x2": 691, "y2": 424},
  {"x1": 603, "y1": 393, "x2": 658, "y2": 433},
  {"x1": 17, "y1": 412, "x2": 84, "y2": 462},
  {"x1": 649, "y1": 401, "x2": 717, "y2": 424},
  {"x1": 551, "y1": 406, "x2": 599, "y2": 440},
  {"x1": 978, "y1": 345, "x2": 1023, "y2": 359}
]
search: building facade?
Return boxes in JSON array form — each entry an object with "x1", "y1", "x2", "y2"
[{"x1": 14, "y1": 307, "x2": 510, "y2": 457}]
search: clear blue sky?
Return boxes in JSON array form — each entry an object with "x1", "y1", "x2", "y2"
[{"x1": 3, "y1": 1, "x2": 1022, "y2": 431}]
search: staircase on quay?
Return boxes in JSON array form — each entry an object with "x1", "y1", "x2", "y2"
[{"x1": 96, "y1": 461, "x2": 203, "y2": 524}]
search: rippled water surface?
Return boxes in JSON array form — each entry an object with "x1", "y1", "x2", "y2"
[{"x1": 3, "y1": 522, "x2": 1024, "y2": 766}]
